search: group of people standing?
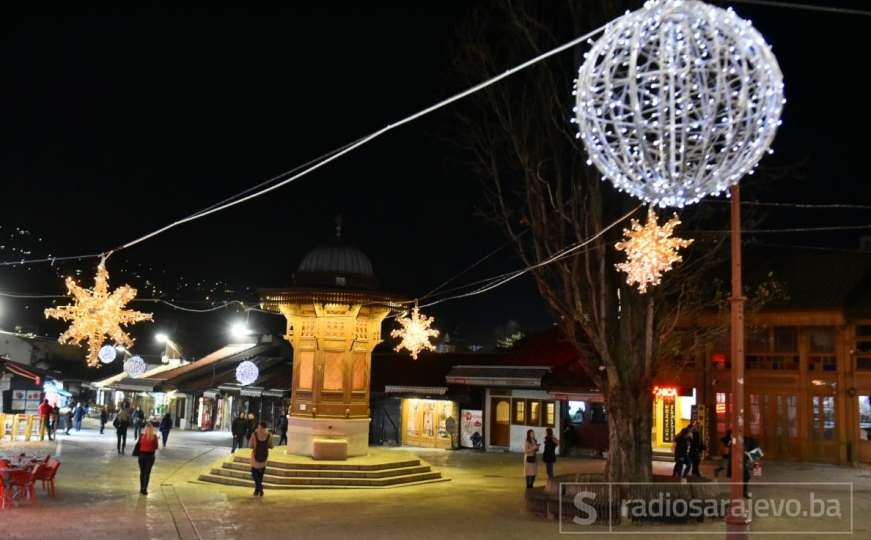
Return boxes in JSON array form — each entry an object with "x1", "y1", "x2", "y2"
[
  {"x1": 523, "y1": 427, "x2": 560, "y2": 488},
  {"x1": 37, "y1": 399, "x2": 87, "y2": 440}
]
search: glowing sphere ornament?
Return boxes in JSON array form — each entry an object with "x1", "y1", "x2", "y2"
[
  {"x1": 98, "y1": 345, "x2": 117, "y2": 364},
  {"x1": 391, "y1": 307, "x2": 439, "y2": 360},
  {"x1": 44, "y1": 261, "x2": 153, "y2": 367},
  {"x1": 235, "y1": 360, "x2": 259, "y2": 386},
  {"x1": 124, "y1": 355, "x2": 147, "y2": 378},
  {"x1": 615, "y1": 208, "x2": 694, "y2": 293},
  {"x1": 573, "y1": 0, "x2": 785, "y2": 207}
]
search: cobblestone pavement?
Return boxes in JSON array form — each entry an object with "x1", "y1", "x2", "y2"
[{"x1": 1, "y1": 423, "x2": 868, "y2": 539}]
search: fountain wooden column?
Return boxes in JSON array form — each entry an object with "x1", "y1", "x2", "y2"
[{"x1": 260, "y1": 223, "x2": 405, "y2": 458}]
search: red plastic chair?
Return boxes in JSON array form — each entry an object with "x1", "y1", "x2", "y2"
[
  {"x1": 35, "y1": 459, "x2": 60, "y2": 497},
  {"x1": 8, "y1": 465, "x2": 40, "y2": 505}
]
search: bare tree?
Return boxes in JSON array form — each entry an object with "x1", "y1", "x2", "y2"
[{"x1": 453, "y1": 0, "x2": 738, "y2": 482}]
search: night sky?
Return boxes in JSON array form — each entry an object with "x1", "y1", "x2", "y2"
[{"x1": 1, "y1": 2, "x2": 869, "y2": 358}]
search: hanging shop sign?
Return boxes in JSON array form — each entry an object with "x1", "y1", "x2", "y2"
[{"x1": 662, "y1": 395, "x2": 676, "y2": 443}]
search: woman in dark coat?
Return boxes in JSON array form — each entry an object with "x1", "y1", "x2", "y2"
[
  {"x1": 159, "y1": 413, "x2": 173, "y2": 448},
  {"x1": 542, "y1": 427, "x2": 559, "y2": 479}
]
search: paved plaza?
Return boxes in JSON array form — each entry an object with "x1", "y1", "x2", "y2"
[{"x1": 1, "y1": 423, "x2": 868, "y2": 539}]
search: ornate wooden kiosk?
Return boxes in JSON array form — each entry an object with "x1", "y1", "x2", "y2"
[{"x1": 260, "y1": 229, "x2": 406, "y2": 458}]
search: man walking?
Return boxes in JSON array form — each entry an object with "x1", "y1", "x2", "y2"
[
  {"x1": 231, "y1": 413, "x2": 246, "y2": 453},
  {"x1": 688, "y1": 421, "x2": 706, "y2": 477},
  {"x1": 115, "y1": 405, "x2": 131, "y2": 454},
  {"x1": 133, "y1": 406, "x2": 145, "y2": 440},
  {"x1": 38, "y1": 399, "x2": 53, "y2": 441},
  {"x1": 278, "y1": 414, "x2": 288, "y2": 446},
  {"x1": 73, "y1": 402, "x2": 86, "y2": 432},
  {"x1": 100, "y1": 406, "x2": 109, "y2": 434}
]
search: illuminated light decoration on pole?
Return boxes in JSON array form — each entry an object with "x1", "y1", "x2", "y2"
[
  {"x1": 614, "y1": 208, "x2": 693, "y2": 293},
  {"x1": 98, "y1": 345, "x2": 117, "y2": 364},
  {"x1": 235, "y1": 360, "x2": 259, "y2": 386},
  {"x1": 391, "y1": 307, "x2": 439, "y2": 360},
  {"x1": 572, "y1": 0, "x2": 785, "y2": 207},
  {"x1": 44, "y1": 261, "x2": 153, "y2": 367},
  {"x1": 124, "y1": 355, "x2": 146, "y2": 378}
]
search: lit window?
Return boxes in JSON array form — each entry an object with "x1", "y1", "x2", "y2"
[
  {"x1": 545, "y1": 402, "x2": 556, "y2": 427},
  {"x1": 513, "y1": 400, "x2": 526, "y2": 424},
  {"x1": 529, "y1": 401, "x2": 541, "y2": 426}
]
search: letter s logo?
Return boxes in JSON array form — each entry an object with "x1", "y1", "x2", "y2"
[{"x1": 573, "y1": 490, "x2": 598, "y2": 526}]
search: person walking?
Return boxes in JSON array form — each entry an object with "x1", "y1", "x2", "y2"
[
  {"x1": 100, "y1": 406, "x2": 109, "y2": 435},
  {"x1": 132, "y1": 406, "x2": 145, "y2": 440},
  {"x1": 64, "y1": 406, "x2": 74, "y2": 435},
  {"x1": 277, "y1": 414, "x2": 288, "y2": 446},
  {"x1": 159, "y1": 413, "x2": 173, "y2": 448},
  {"x1": 231, "y1": 414, "x2": 246, "y2": 453},
  {"x1": 73, "y1": 402, "x2": 86, "y2": 432},
  {"x1": 672, "y1": 427, "x2": 691, "y2": 478},
  {"x1": 49, "y1": 404, "x2": 60, "y2": 440},
  {"x1": 249, "y1": 421, "x2": 274, "y2": 496},
  {"x1": 245, "y1": 413, "x2": 256, "y2": 441},
  {"x1": 542, "y1": 427, "x2": 559, "y2": 480},
  {"x1": 38, "y1": 399, "x2": 53, "y2": 441},
  {"x1": 115, "y1": 406, "x2": 131, "y2": 454},
  {"x1": 134, "y1": 422, "x2": 159, "y2": 495},
  {"x1": 714, "y1": 429, "x2": 732, "y2": 478},
  {"x1": 524, "y1": 429, "x2": 540, "y2": 489},
  {"x1": 688, "y1": 421, "x2": 706, "y2": 477}
]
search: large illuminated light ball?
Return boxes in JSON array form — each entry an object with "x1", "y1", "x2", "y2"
[
  {"x1": 98, "y1": 345, "x2": 117, "y2": 364},
  {"x1": 573, "y1": 0, "x2": 785, "y2": 207},
  {"x1": 235, "y1": 361, "x2": 259, "y2": 386},
  {"x1": 124, "y1": 355, "x2": 147, "y2": 378}
]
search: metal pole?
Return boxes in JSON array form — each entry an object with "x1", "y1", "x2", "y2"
[{"x1": 726, "y1": 185, "x2": 751, "y2": 537}]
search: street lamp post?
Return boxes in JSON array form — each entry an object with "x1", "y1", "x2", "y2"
[{"x1": 726, "y1": 185, "x2": 750, "y2": 537}]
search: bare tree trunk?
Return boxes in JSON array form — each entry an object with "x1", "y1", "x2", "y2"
[{"x1": 605, "y1": 379, "x2": 653, "y2": 481}]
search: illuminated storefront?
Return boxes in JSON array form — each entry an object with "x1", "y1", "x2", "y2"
[
  {"x1": 400, "y1": 398, "x2": 459, "y2": 449},
  {"x1": 651, "y1": 386, "x2": 697, "y2": 452}
]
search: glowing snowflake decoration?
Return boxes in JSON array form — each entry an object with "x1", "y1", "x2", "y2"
[
  {"x1": 614, "y1": 208, "x2": 693, "y2": 293},
  {"x1": 235, "y1": 360, "x2": 259, "y2": 386},
  {"x1": 45, "y1": 261, "x2": 153, "y2": 367},
  {"x1": 124, "y1": 355, "x2": 147, "y2": 378},
  {"x1": 391, "y1": 307, "x2": 439, "y2": 360},
  {"x1": 573, "y1": 0, "x2": 785, "y2": 207}
]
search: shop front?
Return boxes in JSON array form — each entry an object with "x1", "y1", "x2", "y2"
[
  {"x1": 400, "y1": 397, "x2": 458, "y2": 449},
  {"x1": 651, "y1": 386, "x2": 698, "y2": 453}
]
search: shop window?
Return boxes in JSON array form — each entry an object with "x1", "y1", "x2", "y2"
[
  {"x1": 745, "y1": 327, "x2": 799, "y2": 370},
  {"x1": 749, "y1": 394, "x2": 762, "y2": 436},
  {"x1": 787, "y1": 395, "x2": 798, "y2": 438},
  {"x1": 513, "y1": 399, "x2": 526, "y2": 424},
  {"x1": 528, "y1": 401, "x2": 541, "y2": 426},
  {"x1": 808, "y1": 327, "x2": 837, "y2": 373},
  {"x1": 859, "y1": 396, "x2": 871, "y2": 441},
  {"x1": 811, "y1": 395, "x2": 835, "y2": 441},
  {"x1": 545, "y1": 402, "x2": 556, "y2": 427},
  {"x1": 568, "y1": 401, "x2": 587, "y2": 423},
  {"x1": 715, "y1": 392, "x2": 729, "y2": 437}
]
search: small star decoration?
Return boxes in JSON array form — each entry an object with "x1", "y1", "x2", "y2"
[
  {"x1": 391, "y1": 307, "x2": 439, "y2": 360},
  {"x1": 614, "y1": 208, "x2": 694, "y2": 294},
  {"x1": 45, "y1": 261, "x2": 153, "y2": 367}
]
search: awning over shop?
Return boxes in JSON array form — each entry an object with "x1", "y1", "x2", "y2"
[
  {"x1": 385, "y1": 385, "x2": 448, "y2": 395},
  {"x1": 445, "y1": 365, "x2": 551, "y2": 387}
]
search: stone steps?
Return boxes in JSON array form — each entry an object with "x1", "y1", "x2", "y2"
[
  {"x1": 198, "y1": 472, "x2": 449, "y2": 489},
  {"x1": 199, "y1": 452, "x2": 447, "y2": 489},
  {"x1": 232, "y1": 455, "x2": 422, "y2": 471},
  {"x1": 204, "y1": 467, "x2": 443, "y2": 487},
  {"x1": 221, "y1": 460, "x2": 432, "y2": 478}
]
